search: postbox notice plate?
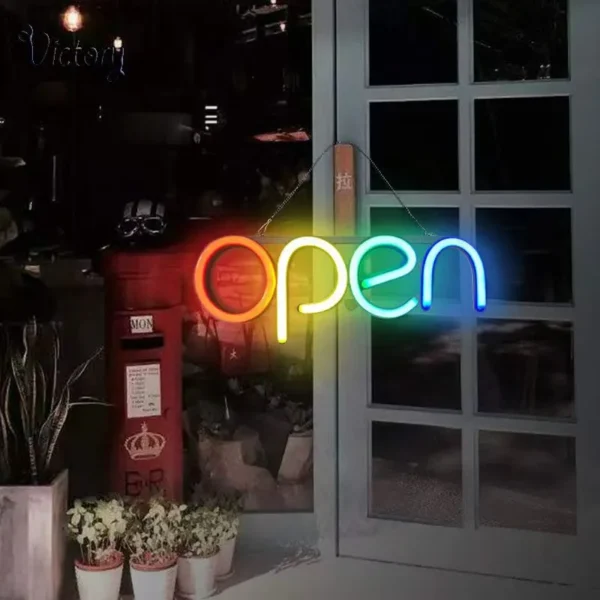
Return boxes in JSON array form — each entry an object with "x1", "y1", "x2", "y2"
[
  {"x1": 130, "y1": 315, "x2": 154, "y2": 334},
  {"x1": 126, "y1": 363, "x2": 161, "y2": 418}
]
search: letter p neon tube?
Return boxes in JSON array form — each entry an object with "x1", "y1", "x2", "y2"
[{"x1": 277, "y1": 236, "x2": 348, "y2": 344}]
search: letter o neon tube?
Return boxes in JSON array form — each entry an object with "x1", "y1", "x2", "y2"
[{"x1": 194, "y1": 236, "x2": 276, "y2": 323}]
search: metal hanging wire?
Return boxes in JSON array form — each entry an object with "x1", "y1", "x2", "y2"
[{"x1": 256, "y1": 142, "x2": 437, "y2": 238}]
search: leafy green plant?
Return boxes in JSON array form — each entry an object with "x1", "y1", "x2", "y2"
[
  {"x1": 67, "y1": 497, "x2": 129, "y2": 567},
  {"x1": 195, "y1": 488, "x2": 242, "y2": 543},
  {"x1": 125, "y1": 496, "x2": 187, "y2": 567},
  {"x1": 178, "y1": 504, "x2": 223, "y2": 559},
  {"x1": 0, "y1": 318, "x2": 105, "y2": 485}
]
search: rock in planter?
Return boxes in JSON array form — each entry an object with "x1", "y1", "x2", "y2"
[
  {"x1": 278, "y1": 431, "x2": 313, "y2": 483},
  {"x1": 0, "y1": 470, "x2": 68, "y2": 600},
  {"x1": 197, "y1": 426, "x2": 276, "y2": 497}
]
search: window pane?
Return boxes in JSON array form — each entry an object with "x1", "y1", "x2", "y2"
[
  {"x1": 371, "y1": 422, "x2": 462, "y2": 526},
  {"x1": 183, "y1": 243, "x2": 314, "y2": 512},
  {"x1": 475, "y1": 97, "x2": 570, "y2": 191},
  {"x1": 369, "y1": 0, "x2": 458, "y2": 86},
  {"x1": 479, "y1": 431, "x2": 576, "y2": 535},
  {"x1": 370, "y1": 207, "x2": 460, "y2": 302},
  {"x1": 370, "y1": 101, "x2": 459, "y2": 191},
  {"x1": 478, "y1": 320, "x2": 574, "y2": 419},
  {"x1": 474, "y1": 0, "x2": 568, "y2": 82},
  {"x1": 372, "y1": 317, "x2": 461, "y2": 410},
  {"x1": 476, "y1": 209, "x2": 572, "y2": 303}
]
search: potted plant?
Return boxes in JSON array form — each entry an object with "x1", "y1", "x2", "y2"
[
  {"x1": 200, "y1": 491, "x2": 242, "y2": 580},
  {"x1": 0, "y1": 318, "x2": 105, "y2": 600},
  {"x1": 215, "y1": 496, "x2": 242, "y2": 580},
  {"x1": 176, "y1": 504, "x2": 222, "y2": 599},
  {"x1": 277, "y1": 399, "x2": 313, "y2": 483},
  {"x1": 125, "y1": 495, "x2": 186, "y2": 600},
  {"x1": 67, "y1": 497, "x2": 128, "y2": 600}
]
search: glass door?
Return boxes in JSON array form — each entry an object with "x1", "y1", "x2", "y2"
[{"x1": 336, "y1": 0, "x2": 600, "y2": 585}]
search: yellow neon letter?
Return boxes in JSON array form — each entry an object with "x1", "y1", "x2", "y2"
[{"x1": 277, "y1": 236, "x2": 348, "y2": 344}]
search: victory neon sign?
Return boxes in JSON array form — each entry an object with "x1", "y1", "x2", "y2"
[{"x1": 194, "y1": 235, "x2": 487, "y2": 344}]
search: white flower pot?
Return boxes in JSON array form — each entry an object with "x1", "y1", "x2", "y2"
[
  {"x1": 130, "y1": 559, "x2": 178, "y2": 600},
  {"x1": 176, "y1": 554, "x2": 218, "y2": 599},
  {"x1": 74, "y1": 557, "x2": 124, "y2": 600},
  {"x1": 216, "y1": 536, "x2": 237, "y2": 580}
]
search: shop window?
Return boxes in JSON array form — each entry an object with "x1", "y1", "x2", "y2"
[
  {"x1": 478, "y1": 430, "x2": 576, "y2": 535},
  {"x1": 369, "y1": 0, "x2": 458, "y2": 86},
  {"x1": 183, "y1": 243, "x2": 314, "y2": 512},
  {"x1": 371, "y1": 422, "x2": 462, "y2": 526},
  {"x1": 477, "y1": 319, "x2": 574, "y2": 419},
  {"x1": 474, "y1": 0, "x2": 569, "y2": 82},
  {"x1": 370, "y1": 101, "x2": 459, "y2": 191},
  {"x1": 371, "y1": 316, "x2": 461, "y2": 411},
  {"x1": 476, "y1": 209, "x2": 572, "y2": 304},
  {"x1": 474, "y1": 97, "x2": 571, "y2": 191},
  {"x1": 370, "y1": 207, "x2": 460, "y2": 303}
]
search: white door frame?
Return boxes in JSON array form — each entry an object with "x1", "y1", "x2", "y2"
[{"x1": 336, "y1": 0, "x2": 600, "y2": 585}]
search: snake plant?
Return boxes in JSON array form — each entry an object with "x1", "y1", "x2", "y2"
[{"x1": 0, "y1": 318, "x2": 106, "y2": 485}]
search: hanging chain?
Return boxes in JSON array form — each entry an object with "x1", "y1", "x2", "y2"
[{"x1": 256, "y1": 142, "x2": 437, "y2": 237}]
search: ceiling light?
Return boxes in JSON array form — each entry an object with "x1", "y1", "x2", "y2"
[{"x1": 61, "y1": 5, "x2": 83, "y2": 33}]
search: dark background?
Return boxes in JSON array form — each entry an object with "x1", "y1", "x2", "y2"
[{"x1": 0, "y1": 0, "x2": 312, "y2": 255}]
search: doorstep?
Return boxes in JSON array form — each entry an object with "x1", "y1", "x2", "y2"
[{"x1": 62, "y1": 540, "x2": 585, "y2": 600}]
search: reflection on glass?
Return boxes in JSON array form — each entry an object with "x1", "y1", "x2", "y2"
[
  {"x1": 370, "y1": 207, "x2": 460, "y2": 301},
  {"x1": 476, "y1": 209, "x2": 572, "y2": 303},
  {"x1": 369, "y1": 0, "x2": 457, "y2": 85},
  {"x1": 371, "y1": 422, "x2": 462, "y2": 526},
  {"x1": 372, "y1": 317, "x2": 461, "y2": 410},
  {"x1": 479, "y1": 431, "x2": 576, "y2": 535},
  {"x1": 183, "y1": 244, "x2": 314, "y2": 512},
  {"x1": 478, "y1": 320, "x2": 573, "y2": 419},
  {"x1": 475, "y1": 97, "x2": 570, "y2": 191},
  {"x1": 370, "y1": 101, "x2": 459, "y2": 191},
  {"x1": 474, "y1": 0, "x2": 568, "y2": 82}
]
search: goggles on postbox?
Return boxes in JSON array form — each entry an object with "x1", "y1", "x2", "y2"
[{"x1": 117, "y1": 200, "x2": 167, "y2": 239}]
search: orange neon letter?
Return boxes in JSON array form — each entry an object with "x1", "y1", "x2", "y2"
[{"x1": 194, "y1": 236, "x2": 276, "y2": 323}]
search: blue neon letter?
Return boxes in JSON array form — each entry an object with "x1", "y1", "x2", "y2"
[
  {"x1": 349, "y1": 236, "x2": 419, "y2": 319},
  {"x1": 421, "y1": 238, "x2": 487, "y2": 312}
]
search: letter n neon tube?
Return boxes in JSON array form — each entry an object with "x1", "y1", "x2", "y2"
[{"x1": 421, "y1": 238, "x2": 487, "y2": 312}]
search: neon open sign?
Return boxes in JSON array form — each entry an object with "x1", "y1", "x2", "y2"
[{"x1": 194, "y1": 235, "x2": 487, "y2": 344}]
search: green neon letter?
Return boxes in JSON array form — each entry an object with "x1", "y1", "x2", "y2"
[{"x1": 349, "y1": 236, "x2": 419, "y2": 318}]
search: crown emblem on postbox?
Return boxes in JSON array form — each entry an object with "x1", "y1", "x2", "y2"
[{"x1": 124, "y1": 422, "x2": 166, "y2": 461}]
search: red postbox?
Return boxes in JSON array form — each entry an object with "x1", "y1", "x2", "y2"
[
  {"x1": 102, "y1": 217, "x2": 272, "y2": 501},
  {"x1": 103, "y1": 248, "x2": 184, "y2": 501}
]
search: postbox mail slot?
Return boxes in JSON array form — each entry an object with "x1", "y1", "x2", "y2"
[{"x1": 120, "y1": 334, "x2": 164, "y2": 351}]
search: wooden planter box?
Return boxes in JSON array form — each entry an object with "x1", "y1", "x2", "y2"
[{"x1": 0, "y1": 470, "x2": 69, "y2": 600}]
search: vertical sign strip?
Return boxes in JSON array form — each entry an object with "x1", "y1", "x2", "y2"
[{"x1": 334, "y1": 144, "x2": 356, "y2": 236}]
